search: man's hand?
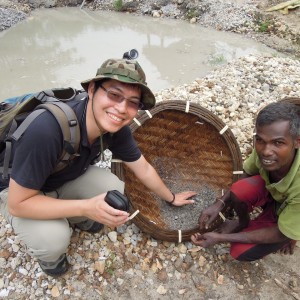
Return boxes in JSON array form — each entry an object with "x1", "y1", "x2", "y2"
[
  {"x1": 191, "y1": 232, "x2": 221, "y2": 248},
  {"x1": 198, "y1": 201, "x2": 224, "y2": 230},
  {"x1": 172, "y1": 191, "x2": 197, "y2": 206},
  {"x1": 125, "y1": 157, "x2": 196, "y2": 207},
  {"x1": 85, "y1": 193, "x2": 129, "y2": 228},
  {"x1": 279, "y1": 240, "x2": 297, "y2": 255}
]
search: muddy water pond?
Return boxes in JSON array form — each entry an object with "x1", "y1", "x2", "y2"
[{"x1": 0, "y1": 7, "x2": 281, "y2": 100}]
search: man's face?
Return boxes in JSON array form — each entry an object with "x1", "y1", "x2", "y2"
[
  {"x1": 254, "y1": 120, "x2": 300, "y2": 178},
  {"x1": 88, "y1": 79, "x2": 141, "y2": 133}
]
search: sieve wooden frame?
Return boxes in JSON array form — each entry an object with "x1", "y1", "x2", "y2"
[{"x1": 112, "y1": 100, "x2": 243, "y2": 242}]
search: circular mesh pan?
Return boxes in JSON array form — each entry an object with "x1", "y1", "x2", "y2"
[{"x1": 112, "y1": 100, "x2": 243, "y2": 242}]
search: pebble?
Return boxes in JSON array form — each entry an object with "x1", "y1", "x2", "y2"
[
  {"x1": 152, "y1": 10, "x2": 160, "y2": 18},
  {"x1": 289, "y1": 278, "x2": 298, "y2": 288},
  {"x1": 157, "y1": 285, "x2": 168, "y2": 295},
  {"x1": 157, "y1": 269, "x2": 168, "y2": 282},
  {"x1": 217, "y1": 274, "x2": 224, "y2": 285},
  {"x1": 174, "y1": 270, "x2": 181, "y2": 280},
  {"x1": 107, "y1": 231, "x2": 117, "y2": 243},
  {"x1": 18, "y1": 268, "x2": 28, "y2": 276},
  {"x1": 199, "y1": 255, "x2": 206, "y2": 267},
  {"x1": 0, "y1": 289, "x2": 9, "y2": 297},
  {"x1": 0, "y1": 258, "x2": 6, "y2": 268},
  {"x1": 51, "y1": 286, "x2": 60, "y2": 297},
  {"x1": 94, "y1": 260, "x2": 105, "y2": 274},
  {"x1": 179, "y1": 288, "x2": 186, "y2": 294},
  {"x1": 178, "y1": 244, "x2": 187, "y2": 254},
  {"x1": 12, "y1": 244, "x2": 20, "y2": 252}
]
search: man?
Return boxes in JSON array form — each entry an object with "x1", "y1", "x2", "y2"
[
  {"x1": 0, "y1": 58, "x2": 195, "y2": 276},
  {"x1": 191, "y1": 101, "x2": 300, "y2": 261}
]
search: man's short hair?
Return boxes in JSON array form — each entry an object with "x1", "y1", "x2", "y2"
[{"x1": 256, "y1": 101, "x2": 300, "y2": 138}]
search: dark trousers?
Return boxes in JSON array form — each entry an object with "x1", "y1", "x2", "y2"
[{"x1": 229, "y1": 175, "x2": 287, "y2": 261}]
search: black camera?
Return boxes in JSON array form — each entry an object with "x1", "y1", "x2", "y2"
[
  {"x1": 123, "y1": 49, "x2": 139, "y2": 60},
  {"x1": 104, "y1": 190, "x2": 129, "y2": 212}
]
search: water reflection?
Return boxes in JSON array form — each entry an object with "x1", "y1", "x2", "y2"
[{"x1": 0, "y1": 7, "x2": 280, "y2": 99}]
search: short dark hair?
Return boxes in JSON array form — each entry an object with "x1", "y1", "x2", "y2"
[
  {"x1": 94, "y1": 78, "x2": 110, "y2": 92},
  {"x1": 256, "y1": 101, "x2": 300, "y2": 138}
]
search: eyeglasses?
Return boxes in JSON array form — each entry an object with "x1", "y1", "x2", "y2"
[{"x1": 99, "y1": 85, "x2": 144, "y2": 110}]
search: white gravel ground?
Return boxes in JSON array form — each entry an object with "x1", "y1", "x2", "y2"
[{"x1": 0, "y1": 1, "x2": 300, "y2": 299}]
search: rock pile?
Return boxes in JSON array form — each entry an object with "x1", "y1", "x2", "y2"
[
  {"x1": 0, "y1": 7, "x2": 26, "y2": 31},
  {"x1": 156, "y1": 54, "x2": 300, "y2": 157}
]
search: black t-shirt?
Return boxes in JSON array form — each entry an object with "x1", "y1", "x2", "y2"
[{"x1": 8, "y1": 97, "x2": 141, "y2": 192}]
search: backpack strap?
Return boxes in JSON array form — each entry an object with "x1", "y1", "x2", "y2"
[
  {"x1": 2, "y1": 119, "x2": 18, "y2": 179},
  {"x1": 1, "y1": 109, "x2": 46, "y2": 179},
  {"x1": 11, "y1": 109, "x2": 46, "y2": 140},
  {"x1": 35, "y1": 102, "x2": 80, "y2": 173}
]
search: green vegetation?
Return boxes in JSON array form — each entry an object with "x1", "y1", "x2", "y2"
[
  {"x1": 186, "y1": 9, "x2": 199, "y2": 20},
  {"x1": 253, "y1": 12, "x2": 273, "y2": 33},
  {"x1": 114, "y1": 0, "x2": 123, "y2": 11},
  {"x1": 105, "y1": 252, "x2": 116, "y2": 276},
  {"x1": 258, "y1": 21, "x2": 270, "y2": 32},
  {"x1": 208, "y1": 54, "x2": 226, "y2": 65}
]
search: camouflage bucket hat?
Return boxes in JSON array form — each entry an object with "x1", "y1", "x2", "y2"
[{"x1": 81, "y1": 59, "x2": 156, "y2": 110}]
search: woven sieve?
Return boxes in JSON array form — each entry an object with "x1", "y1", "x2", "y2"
[{"x1": 112, "y1": 100, "x2": 243, "y2": 242}]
